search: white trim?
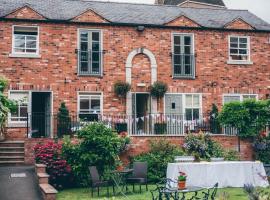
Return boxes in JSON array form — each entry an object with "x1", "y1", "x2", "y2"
[
  {"x1": 228, "y1": 35, "x2": 251, "y2": 64},
  {"x1": 77, "y1": 28, "x2": 103, "y2": 76},
  {"x1": 178, "y1": 0, "x2": 226, "y2": 8},
  {"x1": 171, "y1": 33, "x2": 195, "y2": 78},
  {"x1": 11, "y1": 25, "x2": 40, "y2": 57},
  {"x1": 222, "y1": 93, "x2": 258, "y2": 105}
]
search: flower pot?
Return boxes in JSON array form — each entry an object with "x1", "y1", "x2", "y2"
[{"x1": 178, "y1": 181, "x2": 186, "y2": 190}]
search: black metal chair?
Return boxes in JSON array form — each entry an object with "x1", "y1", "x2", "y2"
[
  {"x1": 150, "y1": 178, "x2": 178, "y2": 200},
  {"x1": 201, "y1": 183, "x2": 219, "y2": 200},
  {"x1": 126, "y1": 161, "x2": 148, "y2": 193},
  {"x1": 89, "y1": 166, "x2": 113, "y2": 197}
]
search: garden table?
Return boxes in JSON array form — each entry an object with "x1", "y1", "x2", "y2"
[
  {"x1": 110, "y1": 169, "x2": 133, "y2": 197},
  {"x1": 167, "y1": 161, "x2": 269, "y2": 188}
]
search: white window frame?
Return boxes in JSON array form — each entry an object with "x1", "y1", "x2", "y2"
[
  {"x1": 8, "y1": 90, "x2": 30, "y2": 127},
  {"x1": 171, "y1": 33, "x2": 195, "y2": 78},
  {"x1": 77, "y1": 92, "x2": 103, "y2": 120},
  {"x1": 183, "y1": 94, "x2": 202, "y2": 121},
  {"x1": 77, "y1": 29, "x2": 103, "y2": 76},
  {"x1": 227, "y1": 35, "x2": 253, "y2": 65},
  {"x1": 222, "y1": 93, "x2": 258, "y2": 104},
  {"x1": 10, "y1": 25, "x2": 40, "y2": 58}
]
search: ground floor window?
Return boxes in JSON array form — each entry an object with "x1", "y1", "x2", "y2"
[
  {"x1": 78, "y1": 93, "x2": 101, "y2": 121},
  {"x1": 8, "y1": 91, "x2": 29, "y2": 123},
  {"x1": 184, "y1": 94, "x2": 201, "y2": 121},
  {"x1": 223, "y1": 94, "x2": 258, "y2": 104}
]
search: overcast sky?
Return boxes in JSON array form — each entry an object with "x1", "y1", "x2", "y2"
[{"x1": 100, "y1": 0, "x2": 270, "y2": 23}]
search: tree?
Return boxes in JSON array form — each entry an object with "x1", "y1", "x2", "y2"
[
  {"x1": 209, "y1": 104, "x2": 221, "y2": 134},
  {"x1": 57, "y1": 102, "x2": 71, "y2": 137},
  {"x1": 0, "y1": 77, "x2": 17, "y2": 140}
]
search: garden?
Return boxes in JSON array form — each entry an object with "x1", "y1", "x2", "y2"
[{"x1": 31, "y1": 97, "x2": 270, "y2": 199}]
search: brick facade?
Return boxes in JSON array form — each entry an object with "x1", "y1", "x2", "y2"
[{"x1": 0, "y1": 4, "x2": 269, "y2": 159}]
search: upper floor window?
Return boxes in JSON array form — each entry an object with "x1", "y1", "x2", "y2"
[
  {"x1": 228, "y1": 36, "x2": 251, "y2": 63},
  {"x1": 78, "y1": 93, "x2": 101, "y2": 121},
  {"x1": 12, "y1": 26, "x2": 39, "y2": 55},
  {"x1": 172, "y1": 34, "x2": 195, "y2": 78},
  {"x1": 9, "y1": 91, "x2": 29, "y2": 124},
  {"x1": 78, "y1": 30, "x2": 102, "y2": 76}
]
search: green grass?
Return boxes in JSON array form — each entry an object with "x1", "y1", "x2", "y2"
[{"x1": 57, "y1": 185, "x2": 252, "y2": 200}]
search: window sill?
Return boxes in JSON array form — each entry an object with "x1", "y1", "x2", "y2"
[
  {"x1": 7, "y1": 122, "x2": 27, "y2": 128},
  {"x1": 9, "y1": 53, "x2": 41, "y2": 58},
  {"x1": 172, "y1": 76, "x2": 195, "y2": 80},
  {"x1": 77, "y1": 73, "x2": 103, "y2": 77},
  {"x1": 227, "y1": 60, "x2": 253, "y2": 65}
]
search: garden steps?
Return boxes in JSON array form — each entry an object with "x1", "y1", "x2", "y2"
[
  {"x1": 37, "y1": 173, "x2": 50, "y2": 184},
  {"x1": 35, "y1": 164, "x2": 46, "y2": 173},
  {"x1": 39, "y1": 183, "x2": 58, "y2": 200},
  {"x1": 0, "y1": 141, "x2": 25, "y2": 165}
]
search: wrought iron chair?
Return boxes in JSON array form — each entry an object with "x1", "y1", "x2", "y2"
[
  {"x1": 201, "y1": 183, "x2": 219, "y2": 200},
  {"x1": 150, "y1": 178, "x2": 178, "y2": 200},
  {"x1": 89, "y1": 166, "x2": 113, "y2": 197},
  {"x1": 126, "y1": 161, "x2": 148, "y2": 193}
]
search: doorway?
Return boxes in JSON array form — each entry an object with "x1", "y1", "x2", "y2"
[
  {"x1": 132, "y1": 93, "x2": 151, "y2": 134},
  {"x1": 31, "y1": 92, "x2": 52, "y2": 137}
]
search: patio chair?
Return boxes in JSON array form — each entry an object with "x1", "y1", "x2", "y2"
[
  {"x1": 126, "y1": 161, "x2": 148, "y2": 193},
  {"x1": 201, "y1": 183, "x2": 218, "y2": 200},
  {"x1": 89, "y1": 166, "x2": 113, "y2": 197},
  {"x1": 150, "y1": 178, "x2": 178, "y2": 200}
]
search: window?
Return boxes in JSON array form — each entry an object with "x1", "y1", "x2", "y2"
[
  {"x1": 78, "y1": 93, "x2": 101, "y2": 121},
  {"x1": 78, "y1": 30, "x2": 102, "y2": 75},
  {"x1": 172, "y1": 34, "x2": 195, "y2": 78},
  {"x1": 184, "y1": 94, "x2": 201, "y2": 120},
  {"x1": 9, "y1": 91, "x2": 29, "y2": 123},
  {"x1": 229, "y1": 36, "x2": 250, "y2": 62},
  {"x1": 12, "y1": 26, "x2": 39, "y2": 55},
  {"x1": 223, "y1": 94, "x2": 257, "y2": 104}
]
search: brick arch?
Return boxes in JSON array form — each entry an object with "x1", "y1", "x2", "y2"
[{"x1": 125, "y1": 48, "x2": 157, "y2": 115}]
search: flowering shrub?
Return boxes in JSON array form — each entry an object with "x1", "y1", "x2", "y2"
[
  {"x1": 253, "y1": 134, "x2": 270, "y2": 164},
  {"x1": 34, "y1": 141, "x2": 73, "y2": 189}
]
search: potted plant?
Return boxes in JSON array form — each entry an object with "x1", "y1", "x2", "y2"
[
  {"x1": 178, "y1": 171, "x2": 187, "y2": 189},
  {"x1": 113, "y1": 81, "x2": 131, "y2": 98}
]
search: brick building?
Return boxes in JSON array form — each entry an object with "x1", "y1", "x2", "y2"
[{"x1": 0, "y1": 0, "x2": 270, "y2": 142}]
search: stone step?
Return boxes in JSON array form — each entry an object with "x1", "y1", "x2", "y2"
[
  {"x1": 0, "y1": 152, "x2": 24, "y2": 156},
  {"x1": 0, "y1": 156, "x2": 24, "y2": 162},
  {"x1": 35, "y1": 164, "x2": 46, "y2": 174},
  {"x1": 0, "y1": 160, "x2": 25, "y2": 165},
  {"x1": 37, "y1": 173, "x2": 50, "y2": 184},
  {"x1": 39, "y1": 183, "x2": 57, "y2": 200},
  {"x1": 0, "y1": 141, "x2": 24, "y2": 147},
  {"x1": 0, "y1": 147, "x2": 25, "y2": 152}
]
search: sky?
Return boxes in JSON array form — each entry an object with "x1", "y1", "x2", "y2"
[{"x1": 98, "y1": 0, "x2": 270, "y2": 23}]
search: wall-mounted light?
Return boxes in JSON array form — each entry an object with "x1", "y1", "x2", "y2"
[{"x1": 137, "y1": 26, "x2": 145, "y2": 32}]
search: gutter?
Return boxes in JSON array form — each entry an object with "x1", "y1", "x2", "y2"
[{"x1": 0, "y1": 17, "x2": 270, "y2": 33}]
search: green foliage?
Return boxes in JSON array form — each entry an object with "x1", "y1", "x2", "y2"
[
  {"x1": 219, "y1": 100, "x2": 270, "y2": 138},
  {"x1": 0, "y1": 77, "x2": 17, "y2": 137},
  {"x1": 150, "y1": 81, "x2": 168, "y2": 99},
  {"x1": 133, "y1": 140, "x2": 184, "y2": 183},
  {"x1": 183, "y1": 133, "x2": 239, "y2": 161},
  {"x1": 57, "y1": 102, "x2": 71, "y2": 137},
  {"x1": 113, "y1": 81, "x2": 131, "y2": 97},
  {"x1": 62, "y1": 123, "x2": 125, "y2": 186},
  {"x1": 253, "y1": 135, "x2": 270, "y2": 164},
  {"x1": 210, "y1": 104, "x2": 222, "y2": 134}
]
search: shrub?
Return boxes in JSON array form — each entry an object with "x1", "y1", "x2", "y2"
[
  {"x1": 113, "y1": 81, "x2": 131, "y2": 97},
  {"x1": 34, "y1": 141, "x2": 73, "y2": 189},
  {"x1": 253, "y1": 134, "x2": 270, "y2": 164},
  {"x1": 150, "y1": 81, "x2": 168, "y2": 99},
  {"x1": 223, "y1": 149, "x2": 240, "y2": 161},
  {"x1": 62, "y1": 123, "x2": 125, "y2": 186},
  {"x1": 209, "y1": 104, "x2": 221, "y2": 134},
  {"x1": 133, "y1": 140, "x2": 184, "y2": 183},
  {"x1": 219, "y1": 100, "x2": 270, "y2": 138},
  {"x1": 57, "y1": 102, "x2": 71, "y2": 137}
]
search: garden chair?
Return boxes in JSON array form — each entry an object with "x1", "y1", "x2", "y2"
[
  {"x1": 201, "y1": 183, "x2": 218, "y2": 200},
  {"x1": 89, "y1": 166, "x2": 114, "y2": 197},
  {"x1": 126, "y1": 161, "x2": 148, "y2": 193},
  {"x1": 150, "y1": 178, "x2": 178, "y2": 200}
]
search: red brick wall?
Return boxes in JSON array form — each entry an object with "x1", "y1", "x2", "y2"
[{"x1": 0, "y1": 20, "x2": 269, "y2": 138}]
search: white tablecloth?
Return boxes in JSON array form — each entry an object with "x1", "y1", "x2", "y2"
[{"x1": 167, "y1": 161, "x2": 269, "y2": 188}]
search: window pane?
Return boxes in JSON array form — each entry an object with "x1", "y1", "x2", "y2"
[
  {"x1": 80, "y1": 32, "x2": 88, "y2": 42},
  {"x1": 92, "y1": 52, "x2": 100, "y2": 62},
  {"x1": 80, "y1": 99, "x2": 89, "y2": 110},
  {"x1": 92, "y1": 32, "x2": 99, "y2": 41},
  {"x1": 185, "y1": 95, "x2": 192, "y2": 107},
  {"x1": 224, "y1": 96, "x2": 240, "y2": 104},
  {"x1": 174, "y1": 46, "x2": 181, "y2": 54},
  {"x1": 174, "y1": 36, "x2": 180, "y2": 45},
  {"x1": 230, "y1": 49, "x2": 238, "y2": 54},
  {"x1": 184, "y1": 36, "x2": 191, "y2": 45},
  {"x1": 193, "y1": 95, "x2": 200, "y2": 107},
  {"x1": 174, "y1": 55, "x2": 181, "y2": 64},
  {"x1": 243, "y1": 95, "x2": 256, "y2": 100},
  {"x1": 92, "y1": 42, "x2": 100, "y2": 51},
  {"x1": 14, "y1": 48, "x2": 25, "y2": 53},
  {"x1": 80, "y1": 62, "x2": 88, "y2": 72},
  {"x1": 185, "y1": 109, "x2": 192, "y2": 120},
  {"x1": 20, "y1": 106, "x2": 28, "y2": 117},
  {"x1": 26, "y1": 36, "x2": 36, "y2": 41},
  {"x1": 193, "y1": 109, "x2": 199, "y2": 120},
  {"x1": 80, "y1": 42, "x2": 88, "y2": 51},
  {"x1": 92, "y1": 62, "x2": 100, "y2": 73},
  {"x1": 184, "y1": 65, "x2": 191, "y2": 75},
  {"x1": 91, "y1": 99, "x2": 100, "y2": 112},
  {"x1": 184, "y1": 46, "x2": 191, "y2": 54},
  {"x1": 174, "y1": 65, "x2": 181, "y2": 75},
  {"x1": 80, "y1": 51, "x2": 88, "y2": 61},
  {"x1": 239, "y1": 49, "x2": 247, "y2": 55},
  {"x1": 239, "y1": 38, "x2": 247, "y2": 43},
  {"x1": 26, "y1": 40, "x2": 37, "y2": 49},
  {"x1": 239, "y1": 43, "x2": 247, "y2": 48},
  {"x1": 26, "y1": 49, "x2": 37, "y2": 53},
  {"x1": 230, "y1": 37, "x2": 238, "y2": 43},
  {"x1": 15, "y1": 39, "x2": 25, "y2": 48},
  {"x1": 184, "y1": 55, "x2": 190, "y2": 64},
  {"x1": 14, "y1": 26, "x2": 38, "y2": 35},
  {"x1": 230, "y1": 43, "x2": 238, "y2": 48}
]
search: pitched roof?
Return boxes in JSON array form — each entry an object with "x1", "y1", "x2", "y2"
[
  {"x1": 163, "y1": 0, "x2": 225, "y2": 7},
  {"x1": 0, "y1": 0, "x2": 270, "y2": 31}
]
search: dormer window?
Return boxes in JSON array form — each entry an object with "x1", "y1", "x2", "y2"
[{"x1": 12, "y1": 26, "x2": 39, "y2": 56}]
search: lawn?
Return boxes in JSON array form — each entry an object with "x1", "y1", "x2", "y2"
[{"x1": 57, "y1": 185, "x2": 253, "y2": 200}]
